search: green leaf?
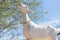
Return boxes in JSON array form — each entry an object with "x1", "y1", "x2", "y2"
[
  {"x1": 33, "y1": 15, "x2": 39, "y2": 20},
  {"x1": 2, "y1": 13, "x2": 7, "y2": 16},
  {"x1": 29, "y1": 2, "x2": 40, "y2": 8},
  {"x1": 18, "y1": 0, "x2": 23, "y2": 2}
]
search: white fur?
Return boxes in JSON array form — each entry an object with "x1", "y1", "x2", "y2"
[{"x1": 18, "y1": 2, "x2": 60, "y2": 40}]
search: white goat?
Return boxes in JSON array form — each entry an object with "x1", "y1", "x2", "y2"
[{"x1": 18, "y1": 2, "x2": 60, "y2": 40}]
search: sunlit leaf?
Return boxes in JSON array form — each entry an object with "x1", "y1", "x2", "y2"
[{"x1": 29, "y1": 2, "x2": 40, "y2": 8}]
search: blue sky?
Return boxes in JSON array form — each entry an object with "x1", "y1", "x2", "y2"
[{"x1": 36, "y1": 0, "x2": 60, "y2": 24}]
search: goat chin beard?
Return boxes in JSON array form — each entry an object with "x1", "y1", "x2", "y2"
[{"x1": 27, "y1": 9, "x2": 36, "y2": 14}]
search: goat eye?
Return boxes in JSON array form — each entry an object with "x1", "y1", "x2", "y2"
[
  {"x1": 26, "y1": 6, "x2": 27, "y2": 8},
  {"x1": 25, "y1": 6, "x2": 28, "y2": 8}
]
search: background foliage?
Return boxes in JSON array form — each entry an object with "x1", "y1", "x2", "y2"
[{"x1": 0, "y1": 0, "x2": 47, "y2": 32}]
